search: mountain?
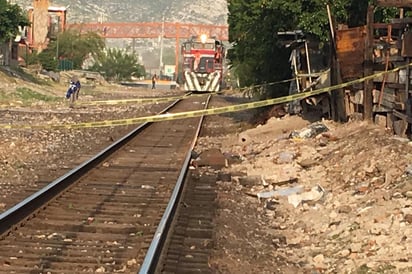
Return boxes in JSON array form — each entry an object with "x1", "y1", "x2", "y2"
[
  {"x1": 14, "y1": 0, "x2": 228, "y2": 25},
  {"x1": 13, "y1": 0, "x2": 228, "y2": 70}
]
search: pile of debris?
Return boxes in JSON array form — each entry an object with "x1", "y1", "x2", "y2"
[{"x1": 197, "y1": 115, "x2": 412, "y2": 273}]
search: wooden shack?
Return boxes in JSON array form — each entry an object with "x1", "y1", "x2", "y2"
[{"x1": 336, "y1": 0, "x2": 412, "y2": 136}]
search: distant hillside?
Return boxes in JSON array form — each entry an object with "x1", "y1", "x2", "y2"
[{"x1": 14, "y1": 0, "x2": 228, "y2": 25}]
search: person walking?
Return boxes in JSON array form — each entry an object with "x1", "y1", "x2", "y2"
[
  {"x1": 152, "y1": 73, "x2": 157, "y2": 89},
  {"x1": 74, "y1": 78, "x2": 81, "y2": 100},
  {"x1": 65, "y1": 76, "x2": 81, "y2": 108}
]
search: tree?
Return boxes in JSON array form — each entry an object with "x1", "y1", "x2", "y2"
[
  {"x1": 227, "y1": 0, "x2": 397, "y2": 98},
  {"x1": 0, "y1": 0, "x2": 29, "y2": 43},
  {"x1": 91, "y1": 48, "x2": 145, "y2": 81},
  {"x1": 227, "y1": 0, "x2": 299, "y2": 97},
  {"x1": 0, "y1": 0, "x2": 29, "y2": 66},
  {"x1": 37, "y1": 29, "x2": 105, "y2": 70}
]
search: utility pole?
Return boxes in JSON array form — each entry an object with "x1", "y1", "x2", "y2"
[{"x1": 159, "y1": 15, "x2": 165, "y2": 76}]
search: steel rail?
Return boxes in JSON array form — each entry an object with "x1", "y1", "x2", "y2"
[
  {"x1": 0, "y1": 99, "x2": 181, "y2": 238},
  {"x1": 138, "y1": 94, "x2": 212, "y2": 274}
]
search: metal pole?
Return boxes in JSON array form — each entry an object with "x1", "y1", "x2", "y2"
[
  {"x1": 175, "y1": 24, "x2": 180, "y2": 81},
  {"x1": 159, "y1": 16, "x2": 165, "y2": 76},
  {"x1": 304, "y1": 41, "x2": 313, "y2": 90},
  {"x1": 292, "y1": 49, "x2": 300, "y2": 93},
  {"x1": 327, "y1": 5, "x2": 335, "y2": 42},
  {"x1": 56, "y1": 35, "x2": 59, "y2": 70}
]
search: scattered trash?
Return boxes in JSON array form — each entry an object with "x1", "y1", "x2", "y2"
[
  {"x1": 290, "y1": 122, "x2": 329, "y2": 139},
  {"x1": 256, "y1": 185, "x2": 304, "y2": 202},
  {"x1": 141, "y1": 185, "x2": 155, "y2": 189},
  {"x1": 405, "y1": 164, "x2": 412, "y2": 176},
  {"x1": 287, "y1": 185, "x2": 325, "y2": 208},
  {"x1": 261, "y1": 175, "x2": 269, "y2": 186},
  {"x1": 278, "y1": 151, "x2": 295, "y2": 164},
  {"x1": 356, "y1": 206, "x2": 373, "y2": 215}
]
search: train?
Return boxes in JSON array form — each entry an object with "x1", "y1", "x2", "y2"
[{"x1": 181, "y1": 34, "x2": 225, "y2": 93}]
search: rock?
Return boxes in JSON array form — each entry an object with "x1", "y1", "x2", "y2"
[
  {"x1": 217, "y1": 172, "x2": 231, "y2": 182},
  {"x1": 127, "y1": 259, "x2": 137, "y2": 266},
  {"x1": 338, "y1": 249, "x2": 351, "y2": 258},
  {"x1": 404, "y1": 214, "x2": 412, "y2": 223},
  {"x1": 277, "y1": 151, "x2": 295, "y2": 164},
  {"x1": 223, "y1": 152, "x2": 243, "y2": 165},
  {"x1": 95, "y1": 266, "x2": 105, "y2": 272},
  {"x1": 297, "y1": 158, "x2": 318, "y2": 168},
  {"x1": 271, "y1": 235, "x2": 287, "y2": 246},
  {"x1": 329, "y1": 211, "x2": 338, "y2": 219},
  {"x1": 350, "y1": 243, "x2": 362, "y2": 253},
  {"x1": 318, "y1": 137, "x2": 329, "y2": 146},
  {"x1": 194, "y1": 148, "x2": 227, "y2": 169},
  {"x1": 312, "y1": 254, "x2": 328, "y2": 269},
  {"x1": 337, "y1": 205, "x2": 352, "y2": 214},
  {"x1": 265, "y1": 199, "x2": 278, "y2": 210},
  {"x1": 238, "y1": 175, "x2": 261, "y2": 187}
]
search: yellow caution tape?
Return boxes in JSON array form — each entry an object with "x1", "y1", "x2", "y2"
[
  {"x1": 1, "y1": 63, "x2": 411, "y2": 130},
  {"x1": 79, "y1": 79, "x2": 294, "y2": 106},
  {"x1": 239, "y1": 77, "x2": 297, "y2": 91},
  {"x1": 77, "y1": 92, "x2": 199, "y2": 106}
]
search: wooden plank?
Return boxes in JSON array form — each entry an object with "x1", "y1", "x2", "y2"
[
  {"x1": 379, "y1": 99, "x2": 394, "y2": 109},
  {"x1": 376, "y1": 0, "x2": 412, "y2": 8},
  {"x1": 337, "y1": 26, "x2": 366, "y2": 79},
  {"x1": 393, "y1": 102, "x2": 405, "y2": 110},
  {"x1": 373, "y1": 71, "x2": 399, "y2": 83},
  {"x1": 373, "y1": 91, "x2": 396, "y2": 103},
  {"x1": 373, "y1": 104, "x2": 392, "y2": 112},
  {"x1": 387, "y1": 83, "x2": 406, "y2": 89},
  {"x1": 374, "y1": 22, "x2": 407, "y2": 29}
]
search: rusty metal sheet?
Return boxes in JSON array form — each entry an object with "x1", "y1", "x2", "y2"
[
  {"x1": 336, "y1": 26, "x2": 366, "y2": 79},
  {"x1": 376, "y1": 0, "x2": 412, "y2": 7}
]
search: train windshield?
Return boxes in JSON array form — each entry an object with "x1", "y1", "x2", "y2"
[{"x1": 191, "y1": 42, "x2": 215, "y2": 50}]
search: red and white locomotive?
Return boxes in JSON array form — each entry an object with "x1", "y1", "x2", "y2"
[{"x1": 181, "y1": 34, "x2": 225, "y2": 93}]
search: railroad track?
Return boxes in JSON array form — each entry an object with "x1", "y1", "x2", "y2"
[
  {"x1": 153, "y1": 170, "x2": 217, "y2": 274},
  {"x1": 0, "y1": 95, "x2": 211, "y2": 273}
]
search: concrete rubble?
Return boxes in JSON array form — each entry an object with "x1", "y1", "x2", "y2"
[{"x1": 198, "y1": 115, "x2": 412, "y2": 273}]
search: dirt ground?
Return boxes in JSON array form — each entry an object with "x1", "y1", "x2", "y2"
[{"x1": 0, "y1": 69, "x2": 411, "y2": 273}]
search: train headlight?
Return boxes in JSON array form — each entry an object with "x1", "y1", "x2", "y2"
[{"x1": 200, "y1": 34, "x2": 207, "y2": 44}]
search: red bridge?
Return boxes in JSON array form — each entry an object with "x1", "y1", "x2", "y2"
[
  {"x1": 66, "y1": 21, "x2": 228, "y2": 74},
  {"x1": 27, "y1": 2, "x2": 229, "y2": 74},
  {"x1": 67, "y1": 22, "x2": 228, "y2": 41}
]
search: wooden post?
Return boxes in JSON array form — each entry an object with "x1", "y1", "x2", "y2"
[
  {"x1": 363, "y1": 5, "x2": 374, "y2": 121},
  {"x1": 327, "y1": 4, "x2": 347, "y2": 122}
]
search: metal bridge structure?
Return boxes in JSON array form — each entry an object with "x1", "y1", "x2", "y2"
[{"x1": 66, "y1": 22, "x2": 229, "y2": 75}]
